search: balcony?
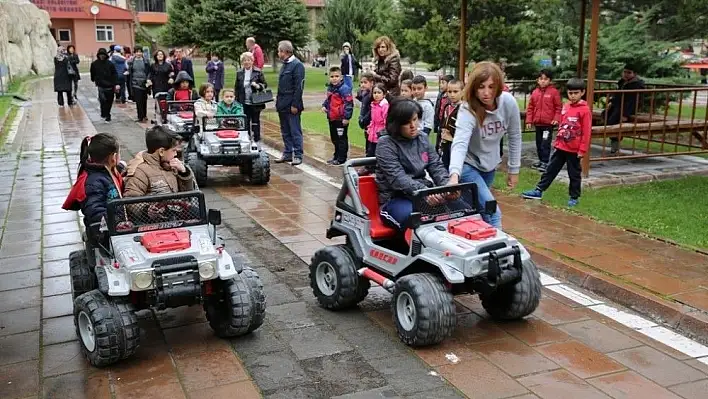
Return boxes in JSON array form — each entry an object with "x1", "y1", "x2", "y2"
[{"x1": 135, "y1": 0, "x2": 166, "y2": 13}]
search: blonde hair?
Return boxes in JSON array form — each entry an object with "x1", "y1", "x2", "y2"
[
  {"x1": 372, "y1": 36, "x2": 396, "y2": 59},
  {"x1": 464, "y1": 61, "x2": 505, "y2": 124},
  {"x1": 240, "y1": 52, "x2": 254, "y2": 63}
]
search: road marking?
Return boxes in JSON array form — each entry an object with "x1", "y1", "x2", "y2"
[{"x1": 268, "y1": 147, "x2": 708, "y2": 359}]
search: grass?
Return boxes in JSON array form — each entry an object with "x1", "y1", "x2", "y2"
[
  {"x1": 192, "y1": 64, "x2": 330, "y2": 94},
  {"x1": 0, "y1": 97, "x2": 17, "y2": 148},
  {"x1": 493, "y1": 167, "x2": 708, "y2": 250}
]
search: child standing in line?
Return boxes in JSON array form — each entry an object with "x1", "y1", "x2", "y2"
[
  {"x1": 434, "y1": 75, "x2": 455, "y2": 142},
  {"x1": 411, "y1": 75, "x2": 434, "y2": 135},
  {"x1": 525, "y1": 69, "x2": 562, "y2": 171},
  {"x1": 357, "y1": 72, "x2": 375, "y2": 151},
  {"x1": 522, "y1": 78, "x2": 591, "y2": 207},
  {"x1": 322, "y1": 66, "x2": 354, "y2": 165},
  {"x1": 399, "y1": 79, "x2": 414, "y2": 99},
  {"x1": 439, "y1": 79, "x2": 464, "y2": 168},
  {"x1": 359, "y1": 83, "x2": 390, "y2": 175}
]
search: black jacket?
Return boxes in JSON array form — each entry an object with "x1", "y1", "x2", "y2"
[
  {"x1": 82, "y1": 164, "x2": 122, "y2": 225},
  {"x1": 357, "y1": 89, "x2": 372, "y2": 130},
  {"x1": 606, "y1": 77, "x2": 646, "y2": 124},
  {"x1": 90, "y1": 48, "x2": 118, "y2": 89},
  {"x1": 340, "y1": 53, "x2": 361, "y2": 76},
  {"x1": 171, "y1": 58, "x2": 194, "y2": 81},
  {"x1": 68, "y1": 54, "x2": 81, "y2": 81},
  {"x1": 235, "y1": 67, "x2": 268, "y2": 110},
  {"x1": 53, "y1": 57, "x2": 73, "y2": 92},
  {"x1": 149, "y1": 61, "x2": 174, "y2": 95}
]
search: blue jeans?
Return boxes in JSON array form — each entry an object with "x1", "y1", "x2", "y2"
[
  {"x1": 380, "y1": 198, "x2": 413, "y2": 230},
  {"x1": 343, "y1": 75, "x2": 353, "y2": 90},
  {"x1": 278, "y1": 111, "x2": 303, "y2": 158},
  {"x1": 460, "y1": 164, "x2": 502, "y2": 228}
]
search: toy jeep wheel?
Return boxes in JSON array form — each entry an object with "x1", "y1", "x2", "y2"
[
  {"x1": 480, "y1": 259, "x2": 542, "y2": 320},
  {"x1": 310, "y1": 245, "x2": 370, "y2": 310},
  {"x1": 248, "y1": 152, "x2": 270, "y2": 185},
  {"x1": 70, "y1": 250, "x2": 97, "y2": 299},
  {"x1": 392, "y1": 273, "x2": 456, "y2": 347},
  {"x1": 74, "y1": 290, "x2": 140, "y2": 367},
  {"x1": 186, "y1": 152, "x2": 208, "y2": 187},
  {"x1": 205, "y1": 267, "x2": 266, "y2": 337}
]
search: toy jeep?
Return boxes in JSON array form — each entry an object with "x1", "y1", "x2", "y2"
[
  {"x1": 185, "y1": 115, "x2": 270, "y2": 186},
  {"x1": 153, "y1": 92, "x2": 199, "y2": 142},
  {"x1": 70, "y1": 191, "x2": 265, "y2": 367},
  {"x1": 309, "y1": 158, "x2": 541, "y2": 346}
]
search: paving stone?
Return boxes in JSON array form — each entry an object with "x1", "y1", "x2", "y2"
[
  {"x1": 42, "y1": 221, "x2": 80, "y2": 235},
  {"x1": 500, "y1": 317, "x2": 571, "y2": 346},
  {"x1": 0, "y1": 286, "x2": 41, "y2": 313},
  {"x1": 0, "y1": 306, "x2": 40, "y2": 337},
  {"x1": 0, "y1": 360, "x2": 39, "y2": 399},
  {"x1": 536, "y1": 340, "x2": 626, "y2": 379},
  {"x1": 0, "y1": 254, "x2": 41, "y2": 275},
  {"x1": 436, "y1": 358, "x2": 529, "y2": 399},
  {"x1": 451, "y1": 312, "x2": 510, "y2": 343},
  {"x1": 533, "y1": 297, "x2": 591, "y2": 325},
  {"x1": 163, "y1": 322, "x2": 231, "y2": 359},
  {"x1": 43, "y1": 212, "x2": 79, "y2": 225},
  {"x1": 588, "y1": 370, "x2": 682, "y2": 399},
  {"x1": 608, "y1": 346, "x2": 706, "y2": 387},
  {"x1": 330, "y1": 386, "x2": 402, "y2": 399},
  {"x1": 43, "y1": 232, "x2": 82, "y2": 248},
  {"x1": 42, "y1": 260, "x2": 70, "y2": 278},
  {"x1": 42, "y1": 315, "x2": 76, "y2": 345},
  {"x1": 154, "y1": 305, "x2": 207, "y2": 329},
  {"x1": 174, "y1": 348, "x2": 249, "y2": 392},
  {"x1": 414, "y1": 338, "x2": 481, "y2": 368},
  {"x1": 404, "y1": 386, "x2": 467, "y2": 399},
  {"x1": 43, "y1": 244, "x2": 83, "y2": 262},
  {"x1": 471, "y1": 336, "x2": 560, "y2": 377},
  {"x1": 42, "y1": 341, "x2": 88, "y2": 377},
  {"x1": 265, "y1": 302, "x2": 325, "y2": 331},
  {"x1": 1, "y1": 230, "x2": 42, "y2": 245},
  {"x1": 338, "y1": 324, "x2": 411, "y2": 361},
  {"x1": 277, "y1": 325, "x2": 352, "y2": 360},
  {"x1": 518, "y1": 369, "x2": 611, "y2": 399},
  {"x1": 113, "y1": 375, "x2": 186, "y2": 399},
  {"x1": 42, "y1": 275, "x2": 72, "y2": 297},
  {"x1": 300, "y1": 351, "x2": 388, "y2": 397},
  {"x1": 263, "y1": 283, "x2": 301, "y2": 306},
  {"x1": 186, "y1": 380, "x2": 262, "y2": 399},
  {"x1": 559, "y1": 319, "x2": 643, "y2": 353},
  {"x1": 230, "y1": 323, "x2": 289, "y2": 365},
  {"x1": 0, "y1": 269, "x2": 41, "y2": 292},
  {"x1": 246, "y1": 351, "x2": 308, "y2": 392},
  {"x1": 669, "y1": 379, "x2": 708, "y2": 399},
  {"x1": 0, "y1": 241, "x2": 41, "y2": 258},
  {"x1": 42, "y1": 293, "x2": 74, "y2": 319},
  {"x1": 0, "y1": 331, "x2": 40, "y2": 366},
  {"x1": 369, "y1": 354, "x2": 447, "y2": 395}
]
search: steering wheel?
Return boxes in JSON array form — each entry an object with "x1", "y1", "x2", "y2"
[{"x1": 146, "y1": 200, "x2": 195, "y2": 221}]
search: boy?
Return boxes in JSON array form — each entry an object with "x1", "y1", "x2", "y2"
[
  {"x1": 124, "y1": 125, "x2": 195, "y2": 199},
  {"x1": 525, "y1": 69, "x2": 562, "y2": 171},
  {"x1": 89, "y1": 48, "x2": 119, "y2": 122},
  {"x1": 522, "y1": 78, "x2": 591, "y2": 207},
  {"x1": 434, "y1": 74, "x2": 455, "y2": 138},
  {"x1": 411, "y1": 75, "x2": 434, "y2": 135},
  {"x1": 322, "y1": 67, "x2": 354, "y2": 165},
  {"x1": 439, "y1": 79, "x2": 464, "y2": 168},
  {"x1": 357, "y1": 72, "x2": 374, "y2": 154},
  {"x1": 216, "y1": 88, "x2": 244, "y2": 116}
]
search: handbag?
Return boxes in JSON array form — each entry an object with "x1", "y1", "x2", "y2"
[{"x1": 251, "y1": 89, "x2": 273, "y2": 105}]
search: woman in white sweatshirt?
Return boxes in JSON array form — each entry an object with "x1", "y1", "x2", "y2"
[{"x1": 447, "y1": 61, "x2": 522, "y2": 228}]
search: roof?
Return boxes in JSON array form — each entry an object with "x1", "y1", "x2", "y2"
[
  {"x1": 303, "y1": 0, "x2": 325, "y2": 7},
  {"x1": 31, "y1": 0, "x2": 134, "y2": 21}
]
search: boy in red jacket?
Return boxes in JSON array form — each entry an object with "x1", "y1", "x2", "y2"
[
  {"x1": 525, "y1": 69, "x2": 562, "y2": 171},
  {"x1": 522, "y1": 78, "x2": 591, "y2": 207},
  {"x1": 322, "y1": 66, "x2": 354, "y2": 165}
]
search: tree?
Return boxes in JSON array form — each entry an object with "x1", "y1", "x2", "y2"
[{"x1": 159, "y1": 0, "x2": 203, "y2": 47}]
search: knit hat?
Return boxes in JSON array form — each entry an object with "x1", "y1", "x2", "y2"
[
  {"x1": 342, "y1": 42, "x2": 351, "y2": 49},
  {"x1": 114, "y1": 45, "x2": 123, "y2": 53}
]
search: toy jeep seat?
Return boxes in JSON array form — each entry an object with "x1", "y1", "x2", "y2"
[
  {"x1": 178, "y1": 111, "x2": 193, "y2": 119},
  {"x1": 357, "y1": 176, "x2": 397, "y2": 239}
]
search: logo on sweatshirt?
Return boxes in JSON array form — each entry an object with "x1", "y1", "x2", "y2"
[
  {"x1": 421, "y1": 152, "x2": 429, "y2": 163},
  {"x1": 481, "y1": 120, "x2": 507, "y2": 138}
]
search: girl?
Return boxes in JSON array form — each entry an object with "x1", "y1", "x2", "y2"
[
  {"x1": 359, "y1": 84, "x2": 389, "y2": 175},
  {"x1": 194, "y1": 83, "x2": 218, "y2": 129},
  {"x1": 148, "y1": 50, "x2": 174, "y2": 97},
  {"x1": 206, "y1": 53, "x2": 225, "y2": 101},
  {"x1": 447, "y1": 61, "x2": 522, "y2": 228},
  {"x1": 66, "y1": 45, "x2": 81, "y2": 101},
  {"x1": 399, "y1": 79, "x2": 413, "y2": 99}
]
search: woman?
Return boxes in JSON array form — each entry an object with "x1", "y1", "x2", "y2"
[
  {"x1": 53, "y1": 46, "x2": 74, "y2": 107},
  {"x1": 371, "y1": 36, "x2": 402, "y2": 98},
  {"x1": 66, "y1": 45, "x2": 81, "y2": 101},
  {"x1": 206, "y1": 52, "x2": 225, "y2": 101},
  {"x1": 235, "y1": 51, "x2": 268, "y2": 142},
  {"x1": 376, "y1": 99, "x2": 451, "y2": 230},
  {"x1": 148, "y1": 50, "x2": 174, "y2": 97},
  {"x1": 447, "y1": 61, "x2": 522, "y2": 229}
]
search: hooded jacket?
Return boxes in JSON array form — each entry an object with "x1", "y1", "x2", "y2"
[
  {"x1": 340, "y1": 43, "x2": 361, "y2": 76},
  {"x1": 123, "y1": 151, "x2": 194, "y2": 198},
  {"x1": 375, "y1": 131, "x2": 449, "y2": 205},
  {"x1": 322, "y1": 81, "x2": 353, "y2": 121},
  {"x1": 606, "y1": 76, "x2": 646, "y2": 124},
  {"x1": 357, "y1": 88, "x2": 372, "y2": 130},
  {"x1": 553, "y1": 100, "x2": 592, "y2": 156},
  {"x1": 526, "y1": 85, "x2": 562, "y2": 126},
  {"x1": 373, "y1": 50, "x2": 402, "y2": 96},
  {"x1": 90, "y1": 48, "x2": 118, "y2": 89},
  {"x1": 217, "y1": 100, "x2": 244, "y2": 116},
  {"x1": 62, "y1": 163, "x2": 123, "y2": 226},
  {"x1": 367, "y1": 98, "x2": 388, "y2": 143},
  {"x1": 167, "y1": 70, "x2": 199, "y2": 101},
  {"x1": 110, "y1": 52, "x2": 127, "y2": 76}
]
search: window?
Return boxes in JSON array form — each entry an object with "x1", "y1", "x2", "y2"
[
  {"x1": 103, "y1": 0, "x2": 117, "y2": 5},
  {"x1": 135, "y1": 0, "x2": 167, "y2": 13},
  {"x1": 57, "y1": 29, "x2": 71, "y2": 42},
  {"x1": 96, "y1": 25, "x2": 114, "y2": 42}
]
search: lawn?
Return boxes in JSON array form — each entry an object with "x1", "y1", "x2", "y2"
[
  {"x1": 192, "y1": 64, "x2": 330, "y2": 94},
  {"x1": 493, "y1": 168, "x2": 708, "y2": 250},
  {"x1": 0, "y1": 97, "x2": 16, "y2": 147}
]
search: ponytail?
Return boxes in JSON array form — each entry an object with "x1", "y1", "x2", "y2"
[
  {"x1": 78, "y1": 133, "x2": 119, "y2": 174},
  {"x1": 78, "y1": 136, "x2": 92, "y2": 175}
]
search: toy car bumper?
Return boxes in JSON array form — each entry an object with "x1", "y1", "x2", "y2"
[
  {"x1": 200, "y1": 152, "x2": 260, "y2": 164},
  {"x1": 481, "y1": 245, "x2": 522, "y2": 289}
]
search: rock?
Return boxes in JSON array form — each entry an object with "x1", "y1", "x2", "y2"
[{"x1": 0, "y1": 0, "x2": 56, "y2": 81}]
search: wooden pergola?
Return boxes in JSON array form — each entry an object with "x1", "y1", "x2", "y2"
[{"x1": 458, "y1": 0, "x2": 601, "y2": 175}]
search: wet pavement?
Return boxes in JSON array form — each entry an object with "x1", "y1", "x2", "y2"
[{"x1": 1, "y1": 78, "x2": 708, "y2": 399}]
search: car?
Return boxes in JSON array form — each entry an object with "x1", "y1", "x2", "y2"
[
  {"x1": 309, "y1": 158, "x2": 541, "y2": 347},
  {"x1": 185, "y1": 115, "x2": 270, "y2": 186},
  {"x1": 70, "y1": 191, "x2": 266, "y2": 367}
]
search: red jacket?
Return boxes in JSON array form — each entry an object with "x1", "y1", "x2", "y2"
[
  {"x1": 526, "y1": 85, "x2": 562, "y2": 126},
  {"x1": 554, "y1": 100, "x2": 592, "y2": 156},
  {"x1": 252, "y1": 44, "x2": 265, "y2": 69}
]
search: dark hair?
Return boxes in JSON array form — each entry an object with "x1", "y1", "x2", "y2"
[
  {"x1": 447, "y1": 79, "x2": 463, "y2": 89},
  {"x1": 538, "y1": 69, "x2": 553, "y2": 80},
  {"x1": 411, "y1": 75, "x2": 427, "y2": 86},
  {"x1": 329, "y1": 66, "x2": 341, "y2": 74},
  {"x1": 153, "y1": 50, "x2": 166, "y2": 64},
  {"x1": 79, "y1": 133, "x2": 119, "y2": 172},
  {"x1": 441, "y1": 74, "x2": 455, "y2": 83},
  {"x1": 400, "y1": 70, "x2": 414, "y2": 82},
  {"x1": 400, "y1": 79, "x2": 413, "y2": 89},
  {"x1": 109, "y1": 44, "x2": 115, "y2": 52},
  {"x1": 146, "y1": 126, "x2": 181, "y2": 153},
  {"x1": 372, "y1": 83, "x2": 388, "y2": 95},
  {"x1": 623, "y1": 63, "x2": 637, "y2": 73},
  {"x1": 360, "y1": 71, "x2": 375, "y2": 82},
  {"x1": 566, "y1": 78, "x2": 586, "y2": 90},
  {"x1": 67, "y1": 45, "x2": 76, "y2": 54},
  {"x1": 386, "y1": 98, "x2": 422, "y2": 137},
  {"x1": 211, "y1": 52, "x2": 220, "y2": 59},
  {"x1": 135, "y1": 47, "x2": 143, "y2": 53},
  {"x1": 199, "y1": 82, "x2": 214, "y2": 97},
  {"x1": 123, "y1": 46, "x2": 131, "y2": 55},
  {"x1": 168, "y1": 49, "x2": 175, "y2": 57}
]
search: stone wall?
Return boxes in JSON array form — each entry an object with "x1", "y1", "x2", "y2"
[{"x1": 0, "y1": 0, "x2": 57, "y2": 80}]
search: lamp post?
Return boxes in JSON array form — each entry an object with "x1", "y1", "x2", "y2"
[{"x1": 458, "y1": 0, "x2": 467, "y2": 79}]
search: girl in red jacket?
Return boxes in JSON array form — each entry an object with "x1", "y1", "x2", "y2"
[{"x1": 525, "y1": 69, "x2": 562, "y2": 171}]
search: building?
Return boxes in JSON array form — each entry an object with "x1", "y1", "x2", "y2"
[{"x1": 31, "y1": 0, "x2": 134, "y2": 58}]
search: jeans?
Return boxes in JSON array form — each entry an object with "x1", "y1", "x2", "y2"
[
  {"x1": 380, "y1": 198, "x2": 413, "y2": 230},
  {"x1": 278, "y1": 111, "x2": 303, "y2": 158},
  {"x1": 214, "y1": 89, "x2": 221, "y2": 102},
  {"x1": 57, "y1": 89, "x2": 73, "y2": 106},
  {"x1": 460, "y1": 163, "x2": 501, "y2": 228},
  {"x1": 98, "y1": 87, "x2": 115, "y2": 119},
  {"x1": 537, "y1": 148, "x2": 582, "y2": 199},
  {"x1": 72, "y1": 80, "x2": 79, "y2": 99},
  {"x1": 133, "y1": 87, "x2": 148, "y2": 120},
  {"x1": 115, "y1": 77, "x2": 126, "y2": 102},
  {"x1": 328, "y1": 120, "x2": 349, "y2": 162},
  {"x1": 244, "y1": 105, "x2": 262, "y2": 142},
  {"x1": 535, "y1": 125, "x2": 553, "y2": 164},
  {"x1": 343, "y1": 75, "x2": 353, "y2": 90}
]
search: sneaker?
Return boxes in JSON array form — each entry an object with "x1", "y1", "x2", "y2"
[
  {"x1": 290, "y1": 157, "x2": 302, "y2": 166},
  {"x1": 326, "y1": 158, "x2": 336, "y2": 165},
  {"x1": 521, "y1": 188, "x2": 543, "y2": 200},
  {"x1": 610, "y1": 140, "x2": 620, "y2": 154},
  {"x1": 537, "y1": 162, "x2": 547, "y2": 172},
  {"x1": 568, "y1": 198, "x2": 579, "y2": 207},
  {"x1": 532, "y1": 161, "x2": 542, "y2": 168},
  {"x1": 330, "y1": 160, "x2": 344, "y2": 166},
  {"x1": 274, "y1": 157, "x2": 292, "y2": 163}
]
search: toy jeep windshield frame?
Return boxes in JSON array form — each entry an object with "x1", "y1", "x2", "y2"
[
  {"x1": 106, "y1": 191, "x2": 208, "y2": 236},
  {"x1": 200, "y1": 115, "x2": 249, "y2": 133}
]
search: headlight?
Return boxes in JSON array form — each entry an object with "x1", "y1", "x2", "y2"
[
  {"x1": 199, "y1": 261, "x2": 216, "y2": 280},
  {"x1": 210, "y1": 144, "x2": 221, "y2": 153},
  {"x1": 133, "y1": 271, "x2": 153, "y2": 289}
]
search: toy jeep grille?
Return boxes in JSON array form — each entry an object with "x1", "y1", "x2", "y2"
[
  {"x1": 106, "y1": 191, "x2": 208, "y2": 235},
  {"x1": 412, "y1": 184, "x2": 478, "y2": 224}
]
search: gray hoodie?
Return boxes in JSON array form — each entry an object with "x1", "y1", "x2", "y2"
[{"x1": 449, "y1": 91, "x2": 522, "y2": 176}]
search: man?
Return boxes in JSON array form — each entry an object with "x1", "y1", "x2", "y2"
[
  {"x1": 128, "y1": 47, "x2": 151, "y2": 122},
  {"x1": 171, "y1": 48, "x2": 195, "y2": 82},
  {"x1": 339, "y1": 42, "x2": 360, "y2": 90},
  {"x1": 246, "y1": 37, "x2": 265, "y2": 70},
  {"x1": 275, "y1": 40, "x2": 305, "y2": 165},
  {"x1": 90, "y1": 48, "x2": 119, "y2": 122},
  {"x1": 602, "y1": 63, "x2": 645, "y2": 154}
]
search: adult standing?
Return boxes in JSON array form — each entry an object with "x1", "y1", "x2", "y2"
[
  {"x1": 90, "y1": 48, "x2": 119, "y2": 122},
  {"x1": 274, "y1": 40, "x2": 305, "y2": 165},
  {"x1": 66, "y1": 45, "x2": 81, "y2": 101},
  {"x1": 206, "y1": 53, "x2": 225, "y2": 101},
  {"x1": 109, "y1": 45, "x2": 127, "y2": 103},
  {"x1": 235, "y1": 52, "x2": 268, "y2": 143},
  {"x1": 128, "y1": 47, "x2": 151, "y2": 122},
  {"x1": 53, "y1": 46, "x2": 74, "y2": 107},
  {"x1": 246, "y1": 37, "x2": 265, "y2": 70},
  {"x1": 148, "y1": 50, "x2": 174, "y2": 96},
  {"x1": 340, "y1": 42, "x2": 361, "y2": 90},
  {"x1": 447, "y1": 61, "x2": 521, "y2": 229},
  {"x1": 171, "y1": 48, "x2": 194, "y2": 81},
  {"x1": 371, "y1": 36, "x2": 402, "y2": 97}
]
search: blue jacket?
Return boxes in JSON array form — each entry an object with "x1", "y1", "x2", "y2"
[
  {"x1": 276, "y1": 56, "x2": 305, "y2": 113},
  {"x1": 322, "y1": 82, "x2": 353, "y2": 121},
  {"x1": 110, "y1": 53, "x2": 127, "y2": 76},
  {"x1": 206, "y1": 60, "x2": 225, "y2": 90},
  {"x1": 82, "y1": 164, "x2": 122, "y2": 225}
]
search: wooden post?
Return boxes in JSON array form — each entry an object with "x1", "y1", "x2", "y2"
[
  {"x1": 576, "y1": 0, "x2": 586, "y2": 77},
  {"x1": 459, "y1": 0, "x2": 467, "y2": 79},
  {"x1": 582, "y1": 0, "x2": 600, "y2": 177}
]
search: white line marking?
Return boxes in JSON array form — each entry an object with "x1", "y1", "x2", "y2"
[
  {"x1": 698, "y1": 356, "x2": 708, "y2": 366},
  {"x1": 539, "y1": 273, "x2": 562, "y2": 286},
  {"x1": 546, "y1": 284, "x2": 604, "y2": 306},
  {"x1": 636, "y1": 326, "x2": 708, "y2": 358},
  {"x1": 261, "y1": 143, "x2": 342, "y2": 188},
  {"x1": 587, "y1": 303, "x2": 657, "y2": 330}
]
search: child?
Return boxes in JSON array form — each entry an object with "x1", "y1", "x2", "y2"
[
  {"x1": 216, "y1": 88, "x2": 244, "y2": 116},
  {"x1": 411, "y1": 75, "x2": 434, "y2": 135},
  {"x1": 166, "y1": 70, "x2": 198, "y2": 102},
  {"x1": 124, "y1": 125, "x2": 195, "y2": 198},
  {"x1": 359, "y1": 84, "x2": 389, "y2": 175},
  {"x1": 522, "y1": 78, "x2": 591, "y2": 207},
  {"x1": 439, "y1": 79, "x2": 464, "y2": 168},
  {"x1": 434, "y1": 75, "x2": 455, "y2": 140},
  {"x1": 62, "y1": 134, "x2": 123, "y2": 227},
  {"x1": 526, "y1": 69, "x2": 562, "y2": 171},
  {"x1": 322, "y1": 66, "x2": 354, "y2": 165},
  {"x1": 195, "y1": 83, "x2": 218, "y2": 118},
  {"x1": 399, "y1": 79, "x2": 413, "y2": 99},
  {"x1": 357, "y1": 72, "x2": 375, "y2": 144},
  {"x1": 399, "y1": 69, "x2": 414, "y2": 85},
  {"x1": 206, "y1": 53, "x2": 225, "y2": 101}
]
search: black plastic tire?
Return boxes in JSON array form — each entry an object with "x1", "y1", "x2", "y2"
[
  {"x1": 70, "y1": 250, "x2": 97, "y2": 300},
  {"x1": 392, "y1": 273, "x2": 456, "y2": 347},
  {"x1": 186, "y1": 152, "x2": 208, "y2": 187},
  {"x1": 204, "y1": 271, "x2": 265, "y2": 337},
  {"x1": 309, "y1": 245, "x2": 370, "y2": 310},
  {"x1": 248, "y1": 152, "x2": 270, "y2": 185},
  {"x1": 480, "y1": 259, "x2": 542, "y2": 320},
  {"x1": 74, "y1": 290, "x2": 140, "y2": 367}
]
